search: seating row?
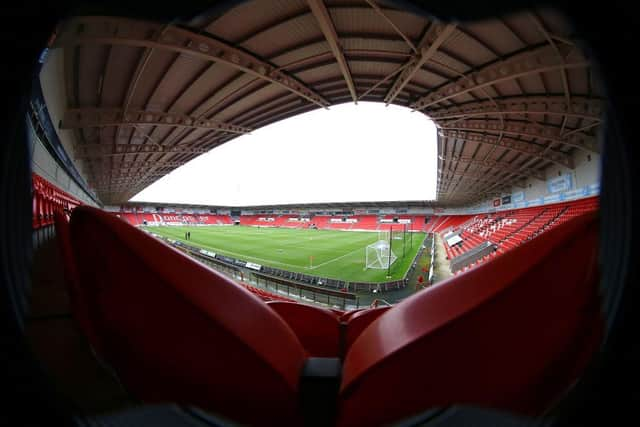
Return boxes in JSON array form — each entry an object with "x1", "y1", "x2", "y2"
[{"x1": 51, "y1": 204, "x2": 601, "y2": 426}]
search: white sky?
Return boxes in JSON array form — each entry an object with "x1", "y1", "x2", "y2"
[{"x1": 131, "y1": 102, "x2": 437, "y2": 206}]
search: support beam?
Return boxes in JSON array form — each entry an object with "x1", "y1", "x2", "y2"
[
  {"x1": 438, "y1": 170, "x2": 526, "y2": 188},
  {"x1": 91, "y1": 175, "x2": 164, "y2": 185},
  {"x1": 438, "y1": 189, "x2": 504, "y2": 198},
  {"x1": 444, "y1": 155, "x2": 545, "y2": 180},
  {"x1": 62, "y1": 108, "x2": 252, "y2": 134},
  {"x1": 438, "y1": 119, "x2": 599, "y2": 153},
  {"x1": 74, "y1": 144, "x2": 210, "y2": 159},
  {"x1": 427, "y1": 96, "x2": 603, "y2": 121},
  {"x1": 55, "y1": 16, "x2": 330, "y2": 108},
  {"x1": 439, "y1": 129, "x2": 573, "y2": 169},
  {"x1": 384, "y1": 23, "x2": 457, "y2": 105},
  {"x1": 87, "y1": 160, "x2": 186, "y2": 169},
  {"x1": 307, "y1": 0, "x2": 357, "y2": 102},
  {"x1": 411, "y1": 44, "x2": 588, "y2": 110},
  {"x1": 364, "y1": 0, "x2": 417, "y2": 53}
]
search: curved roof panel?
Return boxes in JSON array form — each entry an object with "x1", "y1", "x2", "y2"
[{"x1": 51, "y1": 1, "x2": 603, "y2": 205}]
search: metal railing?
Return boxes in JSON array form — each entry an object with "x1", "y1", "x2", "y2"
[{"x1": 147, "y1": 230, "x2": 429, "y2": 302}]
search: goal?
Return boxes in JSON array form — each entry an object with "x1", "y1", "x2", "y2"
[
  {"x1": 377, "y1": 230, "x2": 390, "y2": 242},
  {"x1": 365, "y1": 240, "x2": 398, "y2": 270}
]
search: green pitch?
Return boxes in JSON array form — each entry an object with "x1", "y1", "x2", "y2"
[{"x1": 144, "y1": 225, "x2": 426, "y2": 283}]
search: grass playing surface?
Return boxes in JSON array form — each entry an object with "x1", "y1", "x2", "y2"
[{"x1": 145, "y1": 225, "x2": 426, "y2": 283}]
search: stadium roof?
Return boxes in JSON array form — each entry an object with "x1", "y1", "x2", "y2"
[
  {"x1": 53, "y1": 0, "x2": 603, "y2": 205},
  {"x1": 124, "y1": 199, "x2": 439, "y2": 211}
]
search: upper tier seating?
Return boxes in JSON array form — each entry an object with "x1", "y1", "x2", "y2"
[
  {"x1": 310, "y1": 215, "x2": 331, "y2": 229},
  {"x1": 117, "y1": 212, "x2": 234, "y2": 226},
  {"x1": 351, "y1": 215, "x2": 378, "y2": 230},
  {"x1": 273, "y1": 215, "x2": 298, "y2": 227},
  {"x1": 115, "y1": 212, "x2": 140, "y2": 225}
]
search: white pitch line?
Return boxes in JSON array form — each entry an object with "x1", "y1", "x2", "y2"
[
  {"x1": 308, "y1": 246, "x2": 364, "y2": 270},
  {"x1": 176, "y1": 240, "x2": 306, "y2": 270},
  {"x1": 154, "y1": 227, "x2": 375, "y2": 272}
]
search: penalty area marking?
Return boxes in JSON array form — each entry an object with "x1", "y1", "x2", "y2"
[{"x1": 308, "y1": 246, "x2": 364, "y2": 270}]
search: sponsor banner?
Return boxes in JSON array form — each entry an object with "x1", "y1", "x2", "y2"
[
  {"x1": 501, "y1": 195, "x2": 511, "y2": 205},
  {"x1": 548, "y1": 174, "x2": 573, "y2": 193},
  {"x1": 493, "y1": 198, "x2": 501, "y2": 207},
  {"x1": 330, "y1": 218, "x2": 357, "y2": 223},
  {"x1": 245, "y1": 262, "x2": 262, "y2": 271},
  {"x1": 543, "y1": 194, "x2": 561, "y2": 205},
  {"x1": 561, "y1": 188, "x2": 585, "y2": 200},
  {"x1": 152, "y1": 214, "x2": 187, "y2": 223},
  {"x1": 199, "y1": 249, "x2": 216, "y2": 258},
  {"x1": 512, "y1": 191, "x2": 525, "y2": 203},
  {"x1": 379, "y1": 218, "x2": 411, "y2": 224},
  {"x1": 258, "y1": 217, "x2": 275, "y2": 222},
  {"x1": 526, "y1": 198, "x2": 544, "y2": 207},
  {"x1": 215, "y1": 254, "x2": 232, "y2": 263},
  {"x1": 446, "y1": 234, "x2": 463, "y2": 246}
]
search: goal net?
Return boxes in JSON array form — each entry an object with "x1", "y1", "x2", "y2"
[
  {"x1": 365, "y1": 240, "x2": 398, "y2": 270},
  {"x1": 377, "y1": 230, "x2": 390, "y2": 242}
]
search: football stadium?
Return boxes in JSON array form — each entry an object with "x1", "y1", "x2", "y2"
[{"x1": 1, "y1": 1, "x2": 638, "y2": 426}]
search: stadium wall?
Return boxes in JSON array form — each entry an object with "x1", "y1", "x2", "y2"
[
  {"x1": 29, "y1": 120, "x2": 98, "y2": 207},
  {"x1": 466, "y1": 150, "x2": 600, "y2": 214},
  {"x1": 39, "y1": 48, "x2": 93, "y2": 188}
]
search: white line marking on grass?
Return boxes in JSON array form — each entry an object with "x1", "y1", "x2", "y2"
[
  {"x1": 172, "y1": 240, "x2": 306, "y2": 270},
  {"x1": 308, "y1": 246, "x2": 364, "y2": 270}
]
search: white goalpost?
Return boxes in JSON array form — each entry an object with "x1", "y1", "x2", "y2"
[
  {"x1": 365, "y1": 240, "x2": 398, "y2": 270},
  {"x1": 377, "y1": 230, "x2": 390, "y2": 242}
]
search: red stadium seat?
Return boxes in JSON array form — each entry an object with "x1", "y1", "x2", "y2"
[
  {"x1": 267, "y1": 301, "x2": 341, "y2": 358},
  {"x1": 338, "y1": 212, "x2": 602, "y2": 426},
  {"x1": 339, "y1": 308, "x2": 366, "y2": 322},
  {"x1": 343, "y1": 306, "x2": 391, "y2": 355},
  {"x1": 69, "y1": 206, "x2": 307, "y2": 426}
]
